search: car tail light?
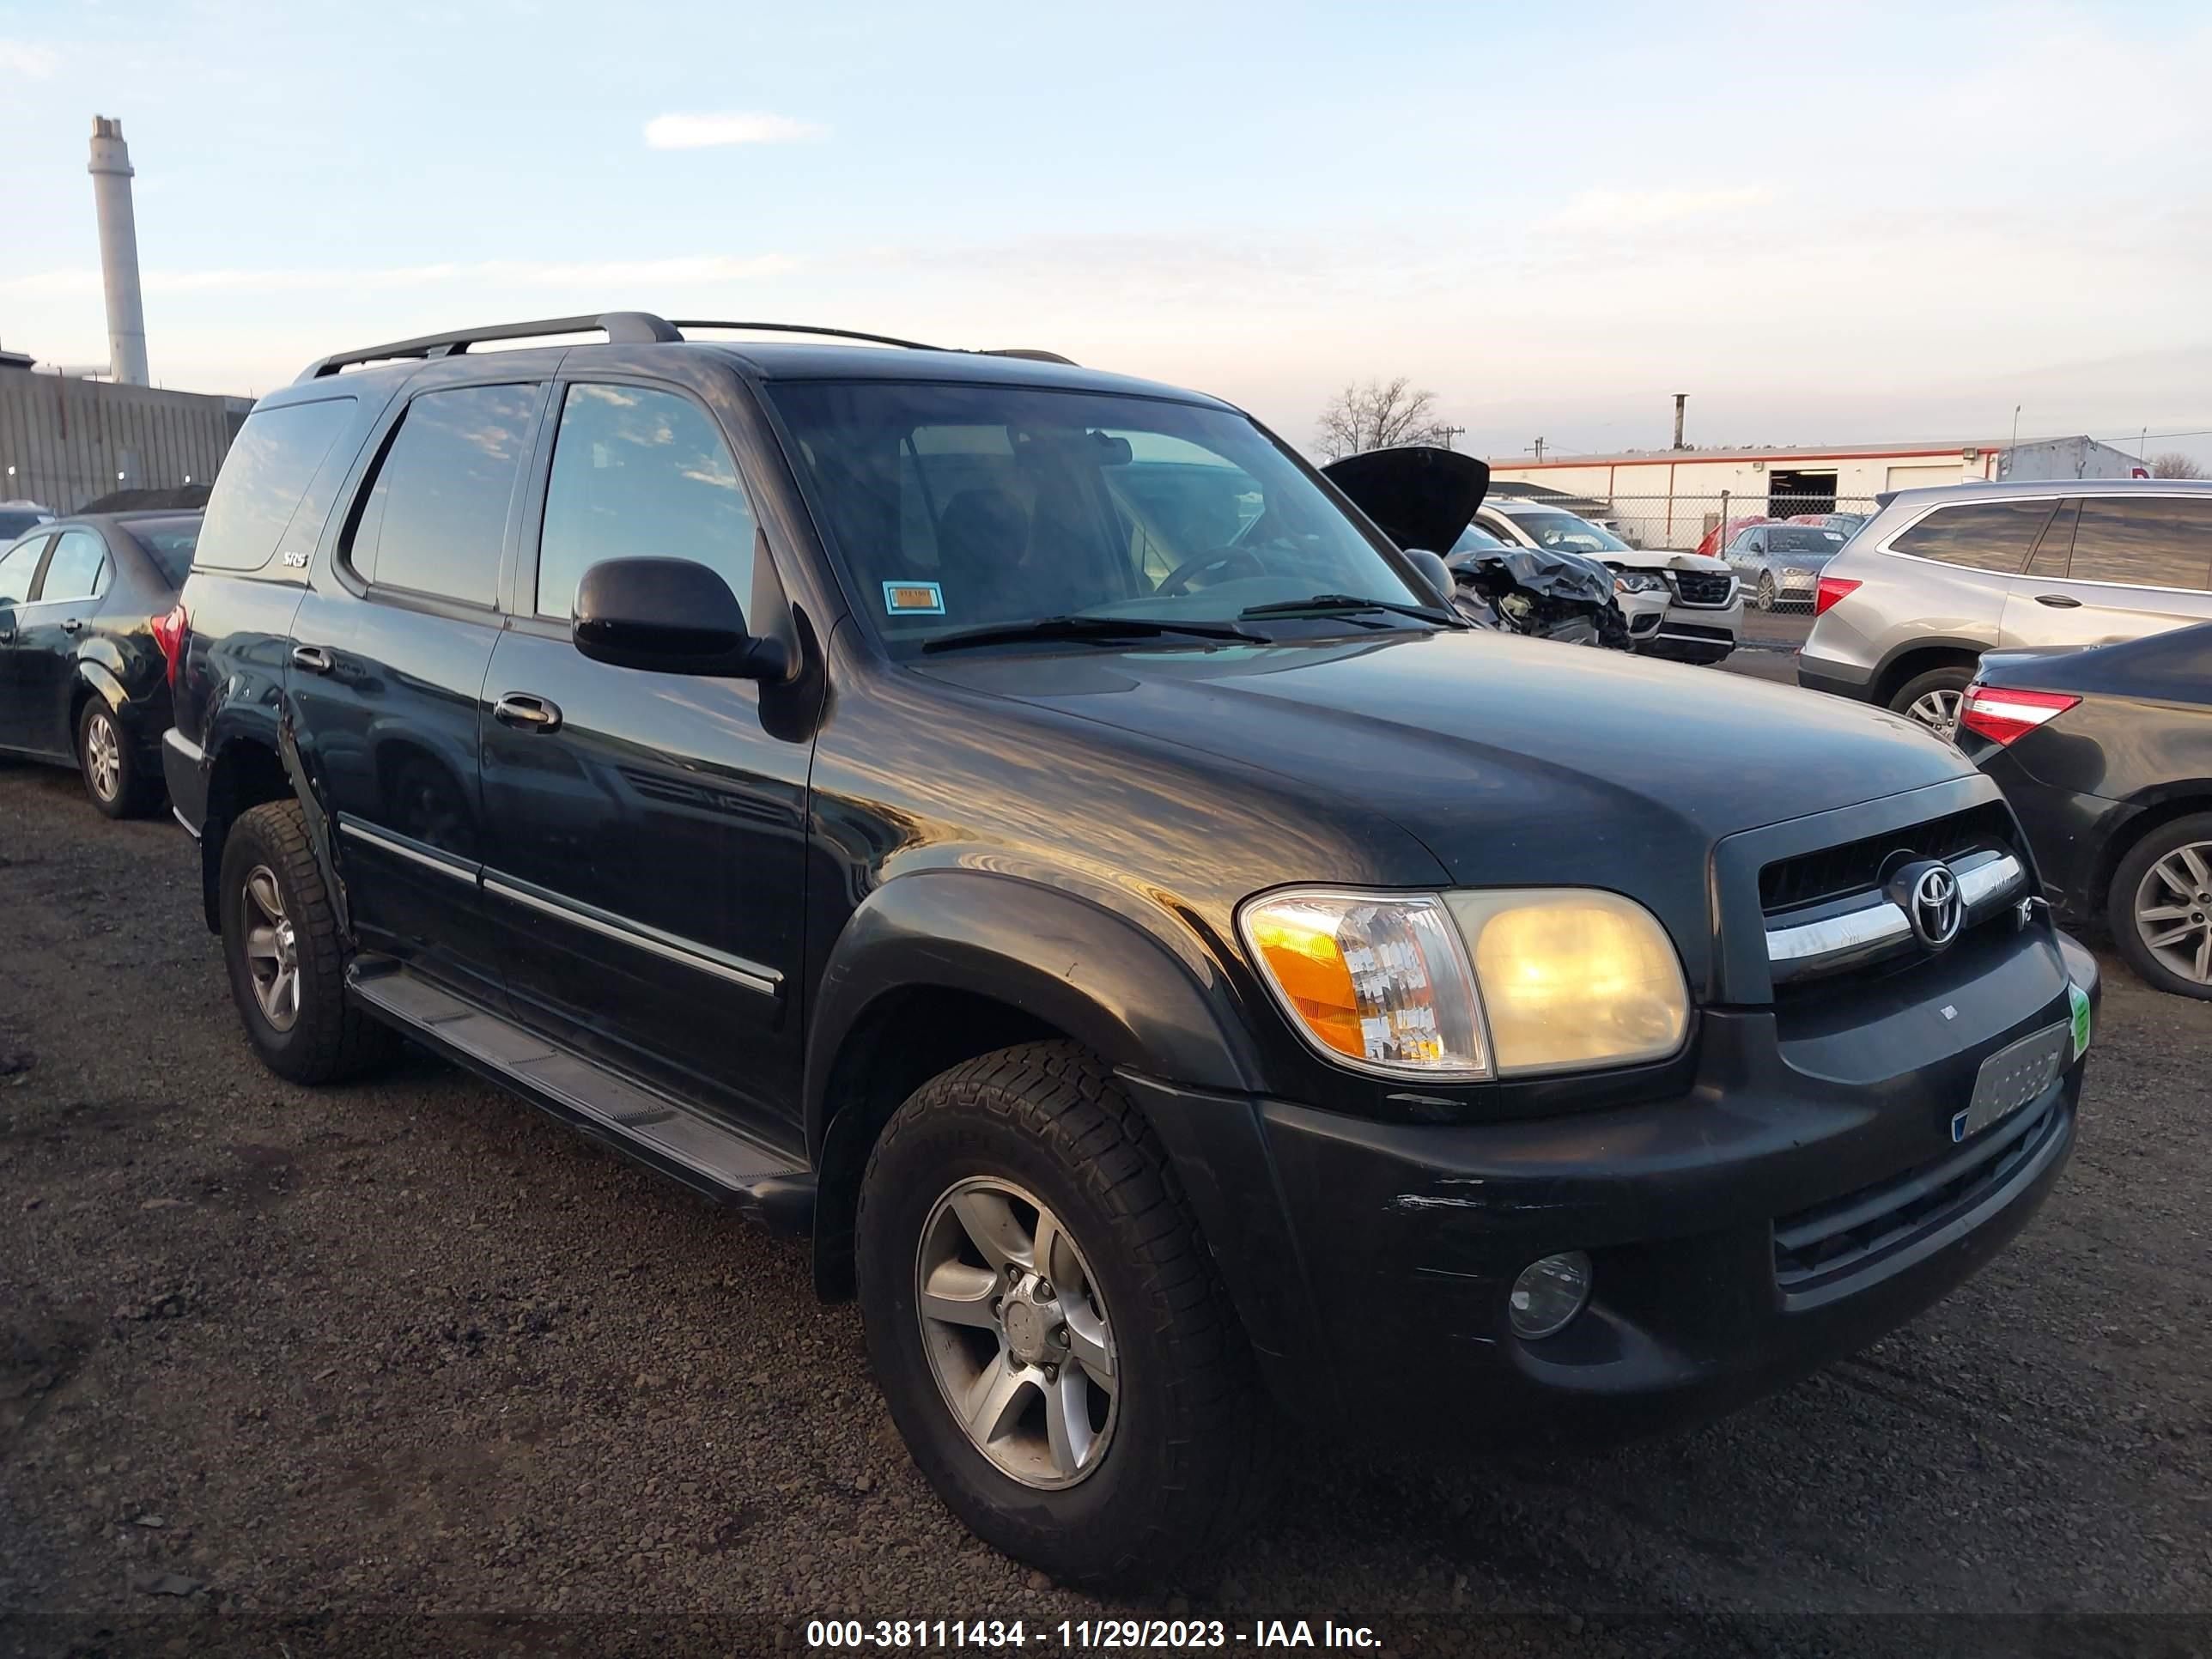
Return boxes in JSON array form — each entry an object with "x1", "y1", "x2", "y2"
[
  {"x1": 1959, "y1": 682, "x2": 2080, "y2": 747},
  {"x1": 151, "y1": 602, "x2": 188, "y2": 689},
  {"x1": 1814, "y1": 576, "x2": 1862, "y2": 616}
]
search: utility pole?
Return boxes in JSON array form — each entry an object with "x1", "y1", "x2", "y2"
[
  {"x1": 1533, "y1": 436, "x2": 1546, "y2": 462},
  {"x1": 1436, "y1": 423, "x2": 1466, "y2": 452},
  {"x1": 1673, "y1": 393, "x2": 1687, "y2": 450}
]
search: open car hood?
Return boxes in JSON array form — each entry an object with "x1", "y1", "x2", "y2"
[{"x1": 1322, "y1": 446, "x2": 1490, "y2": 555}]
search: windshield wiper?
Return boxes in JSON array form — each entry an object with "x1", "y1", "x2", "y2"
[
  {"x1": 1237, "y1": 593, "x2": 1458, "y2": 625},
  {"x1": 921, "y1": 614, "x2": 1271, "y2": 654}
]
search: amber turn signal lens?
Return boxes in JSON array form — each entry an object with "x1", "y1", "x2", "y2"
[{"x1": 1239, "y1": 892, "x2": 1488, "y2": 1077}]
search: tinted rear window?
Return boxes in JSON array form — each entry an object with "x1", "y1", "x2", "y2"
[
  {"x1": 2063, "y1": 495, "x2": 2212, "y2": 592},
  {"x1": 124, "y1": 519, "x2": 202, "y2": 586},
  {"x1": 1887, "y1": 497, "x2": 2060, "y2": 574},
  {"x1": 0, "y1": 508, "x2": 49, "y2": 540},
  {"x1": 194, "y1": 398, "x2": 357, "y2": 571},
  {"x1": 344, "y1": 384, "x2": 534, "y2": 606}
]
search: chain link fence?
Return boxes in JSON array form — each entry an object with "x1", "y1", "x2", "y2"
[{"x1": 1498, "y1": 490, "x2": 1882, "y2": 556}]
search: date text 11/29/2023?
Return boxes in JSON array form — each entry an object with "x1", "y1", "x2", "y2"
[{"x1": 805, "y1": 1618, "x2": 1385, "y2": 1650}]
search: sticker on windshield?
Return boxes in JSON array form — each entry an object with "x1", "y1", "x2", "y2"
[{"x1": 883, "y1": 580, "x2": 946, "y2": 616}]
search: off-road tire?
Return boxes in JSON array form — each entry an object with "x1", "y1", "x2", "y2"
[
  {"x1": 218, "y1": 799, "x2": 397, "y2": 1083},
  {"x1": 856, "y1": 1041, "x2": 1274, "y2": 1586}
]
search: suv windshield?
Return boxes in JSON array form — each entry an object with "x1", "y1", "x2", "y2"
[
  {"x1": 1499, "y1": 509, "x2": 1631, "y2": 554},
  {"x1": 767, "y1": 382, "x2": 1432, "y2": 653}
]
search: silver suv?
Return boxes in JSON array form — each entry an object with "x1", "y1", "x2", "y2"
[{"x1": 1799, "y1": 480, "x2": 2212, "y2": 734}]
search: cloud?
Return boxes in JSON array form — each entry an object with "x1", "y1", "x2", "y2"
[
  {"x1": 0, "y1": 38, "x2": 57, "y2": 76},
  {"x1": 642, "y1": 112, "x2": 825, "y2": 149},
  {"x1": 0, "y1": 253, "x2": 799, "y2": 298},
  {"x1": 1541, "y1": 186, "x2": 1773, "y2": 232}
]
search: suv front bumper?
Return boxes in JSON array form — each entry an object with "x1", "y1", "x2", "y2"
[{"x1": 1126, "y1": 929, "x2": 2095, "y2": 1445}]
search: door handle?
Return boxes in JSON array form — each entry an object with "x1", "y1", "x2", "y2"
[
  {"x1": 494, "y1": 693, "x2": 562, "y2": 733},
  {"x1": 2033, "y1": 593, "x2": 2082, "y2": 609},
  {"x1": 291, "y1": 644, "x2": 335, "y2": 673},
  {"x1": 60, "y1": 618, "x2": 82, "y2": 635}
]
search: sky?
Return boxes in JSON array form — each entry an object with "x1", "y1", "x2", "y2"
[{"x1": 2, "y1": 0, "x2": 2209, "y2": 467}]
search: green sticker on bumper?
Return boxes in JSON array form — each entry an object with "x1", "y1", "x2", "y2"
[{"x1": 2068, "y1": 981, "x2": 2093, "y2": 1060}]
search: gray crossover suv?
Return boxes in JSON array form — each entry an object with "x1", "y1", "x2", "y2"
[{"x1": 1799, "y1": 481, "x2": 2212, "y2": 735}]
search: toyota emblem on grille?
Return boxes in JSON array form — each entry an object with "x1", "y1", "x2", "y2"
[{"x1": 1890, "y1": 860, "x2": 1964, "y2": 949}]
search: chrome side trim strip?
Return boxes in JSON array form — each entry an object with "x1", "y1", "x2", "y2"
[
  {"x1": 337, "y1": 817, "x2": 477, "y2": 883},
  {"x1": 482, "y1": 871, "x2": 781, "y2": 999}
]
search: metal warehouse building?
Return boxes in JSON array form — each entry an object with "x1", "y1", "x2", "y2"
[
  {"x1": 1487, "y1": 435, "x2": 2147, "y2": 551},
  {"x1": 0, "y1": 363, "x2": 246, "y2": 514}
]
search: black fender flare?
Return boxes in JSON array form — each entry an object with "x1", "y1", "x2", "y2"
[
  {"x1": 803, "y1": 868, "x2": 1334, "y2": 1417},
  {"x1": 803, "y1": 868, "x2": 1266, "y2": 1162}
]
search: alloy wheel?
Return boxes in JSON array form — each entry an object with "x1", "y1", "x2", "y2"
[
  {"x1": 914, "y1": 1176, "x2": 1118, "y2": 1489},
  {"x1": 241, "y1": 865, "x2": 302, "y2": 1030},
  {"x1": 84, "y1": 711, "x2": 121, "y2": 801},
  {"x1": 1756, "y1": 574, "x2": 1776, "y2": 612},
  {"x1": 1906, "y1": 688, "x2": 1963, "y2": 741},
  {"x1": 2136, "y1": 842, "x2": 2212, "y2": 986}
]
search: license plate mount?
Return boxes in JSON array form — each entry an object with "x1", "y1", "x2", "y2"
[{"x1": 1952, "y1": 1021, "x2": 2069, "y2": 1144}]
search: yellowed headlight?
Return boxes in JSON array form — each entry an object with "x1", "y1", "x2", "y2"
[{"x1": 1444, "y1": 890, "x2": 1688, "y2": 1075}]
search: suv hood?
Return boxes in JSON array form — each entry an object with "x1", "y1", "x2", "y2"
[
  {"x1": 1321, "y1": 447, "x2": 1489, "y2": 554},
  {"x1": 1608, "y1": 548, "x2": 1731, "y2": 574},
  {"x1": 927, "y1": 629, "x2": 1972, "y2": 964}
]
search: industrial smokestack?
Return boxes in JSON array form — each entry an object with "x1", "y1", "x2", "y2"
[
  {"x1": 87, "y1": 115, "x2": 149, "y2": 386},
  {"x1": 1672, "y1": 393, "x2": 1687, "y2": 450}
]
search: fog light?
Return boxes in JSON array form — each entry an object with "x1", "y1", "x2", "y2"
[{"x1": 1509, "y1": 1252, "x2": 1591, "y2": 1340}]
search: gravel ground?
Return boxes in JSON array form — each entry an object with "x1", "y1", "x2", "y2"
[{"x1": 2, "y1": 757, "x2": 2208, "y2": 1657}]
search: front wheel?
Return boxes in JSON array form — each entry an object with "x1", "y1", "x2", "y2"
[
  {"x1": 2109, "y1": 813, "x2": 2212, "y2": 999},
  {"x1": 1754, "y1": 572, "x2": 1777, "y2": 612},
  {"x1": 856, "y1": 1042, "x2": 1273, "y2": 1585}
]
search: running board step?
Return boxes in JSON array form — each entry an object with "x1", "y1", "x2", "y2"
[{"x1": 347, "y1": 960, "x2": 813, "y2": 1232}]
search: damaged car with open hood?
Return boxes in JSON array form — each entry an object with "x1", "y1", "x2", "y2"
[
  {"x1": 164, "y1": 313, "x2": 2098, "y2": 1586},
  {"x1": 1320, "y1": 447, "x2": 1629, "y2": 647}
]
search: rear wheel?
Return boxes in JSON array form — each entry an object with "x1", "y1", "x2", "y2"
[
  {"x1": 2110, "y1": 813, "x2": 2212, "y2": 999},
  {"x1": 1888, "y1": 666, "x2": 1972, "y2": 742},
  {"x1": 77, "y1": 700, "x2": 160, "y2": 819},
  {"x1": 218, "y1": 800, "x2": 397, "y2": 1083},
  {"x1": 855, "y1": 1041, "x2": 1273, "y2": 1585}
]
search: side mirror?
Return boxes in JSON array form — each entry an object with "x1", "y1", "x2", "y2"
[
  {"x1": 1402, "y1": 548, "x2": 1456, "y2": 606},
  {"x1": 574, "y1": 557, "x2": 790, "y2": 680}
]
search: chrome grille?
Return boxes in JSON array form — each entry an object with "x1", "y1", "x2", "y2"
[{"x1": 1669, "y1": 570, "x2": 1735, "y2": 606}]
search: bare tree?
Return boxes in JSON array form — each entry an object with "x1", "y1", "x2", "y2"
[
  {"x1": 2148, "y1": 451, "x2": 2206, "y2": 479},
  {"x1": 1315, "y1": 377, "x2": 1449, "y2": 460}
]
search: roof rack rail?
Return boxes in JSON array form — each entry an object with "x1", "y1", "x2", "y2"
[
  {"x1": 667, "y1": 319, "x2": 945, "y2": 351},
  {"x1": 296, "y1": 313, "x2": 1070, "y2": 383},
  {"x1": 296, "y1": 312, "x2": 682, "y2": 381}
]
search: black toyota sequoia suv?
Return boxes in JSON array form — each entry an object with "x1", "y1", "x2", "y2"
[{"x1": 164, "y1": 313, "x2": 2098, "y2": 1583}]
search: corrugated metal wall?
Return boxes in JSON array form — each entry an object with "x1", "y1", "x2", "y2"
[{"x1": 0, "y1": 368, "x2": 244, "y2": 512}]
